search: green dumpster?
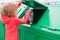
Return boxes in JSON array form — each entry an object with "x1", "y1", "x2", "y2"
[
  {"x1": 18, "y1": 0, "x2": 49, "y2": 40},
  {"x1": 0, "y1": 20, "x2": 5, "y2": 40},
  {"x1": 18, "y1": 0, "x2": 60, "y2": 40}
]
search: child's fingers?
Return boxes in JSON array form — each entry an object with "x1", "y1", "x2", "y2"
[{"x1": 26, "y1": 10, "x2": 31, "y2": 16}]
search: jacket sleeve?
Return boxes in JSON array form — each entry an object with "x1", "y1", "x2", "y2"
[{"x1": 14, "y1": 10, "x2": 31, "y2": 24}]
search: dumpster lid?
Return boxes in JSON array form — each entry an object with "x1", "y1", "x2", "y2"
[{"x1": 22, "y1": 0, "x2": 48, "y2": 9}]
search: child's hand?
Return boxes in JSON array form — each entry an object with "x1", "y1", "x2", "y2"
[
  {"x1": 16, "y1": 0, "x2": 23, "y2": 7},
  {"x1": 26, "y1": 10, "x2": 32, "y2": 16}
]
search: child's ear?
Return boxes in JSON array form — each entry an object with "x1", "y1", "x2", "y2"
[{"x1": 1, "y1": 12, "x2": 4, "y2": 16}]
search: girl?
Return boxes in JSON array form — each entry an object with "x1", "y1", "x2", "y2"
[{"x1": 1, "y1": 1, "x2": 31, "y2": 40}]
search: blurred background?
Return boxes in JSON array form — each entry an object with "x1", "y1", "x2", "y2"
[
  {"x1": 0, "y1": 0, "x2": 60, "y2": 18},
  {"x1": 0, "y1": 0, "x2": 60, "y2": 11},
  {"x1": 0, "y1": 0, "x2": 60, "y2": 8}
]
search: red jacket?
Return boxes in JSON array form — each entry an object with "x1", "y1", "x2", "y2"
[{"x1": 2, "y1": 3, "x2": 31, "y2": 40}]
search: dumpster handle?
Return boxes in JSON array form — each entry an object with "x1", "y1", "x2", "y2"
[{"x1": 41, "y1": 26, "x2": 60, "y2": 31}]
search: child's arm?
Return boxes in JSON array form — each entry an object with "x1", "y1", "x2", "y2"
[
  {"x1": 16, "y1": 0, "x2": 22, "y2": 7},
  {"x1": 14, "y1": 10, "x2": 31, "y2": 24}
]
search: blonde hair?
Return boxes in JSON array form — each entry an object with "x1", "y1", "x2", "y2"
[{"x1": 1, "y1": 3, "x2": 18, "y2": 17}]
